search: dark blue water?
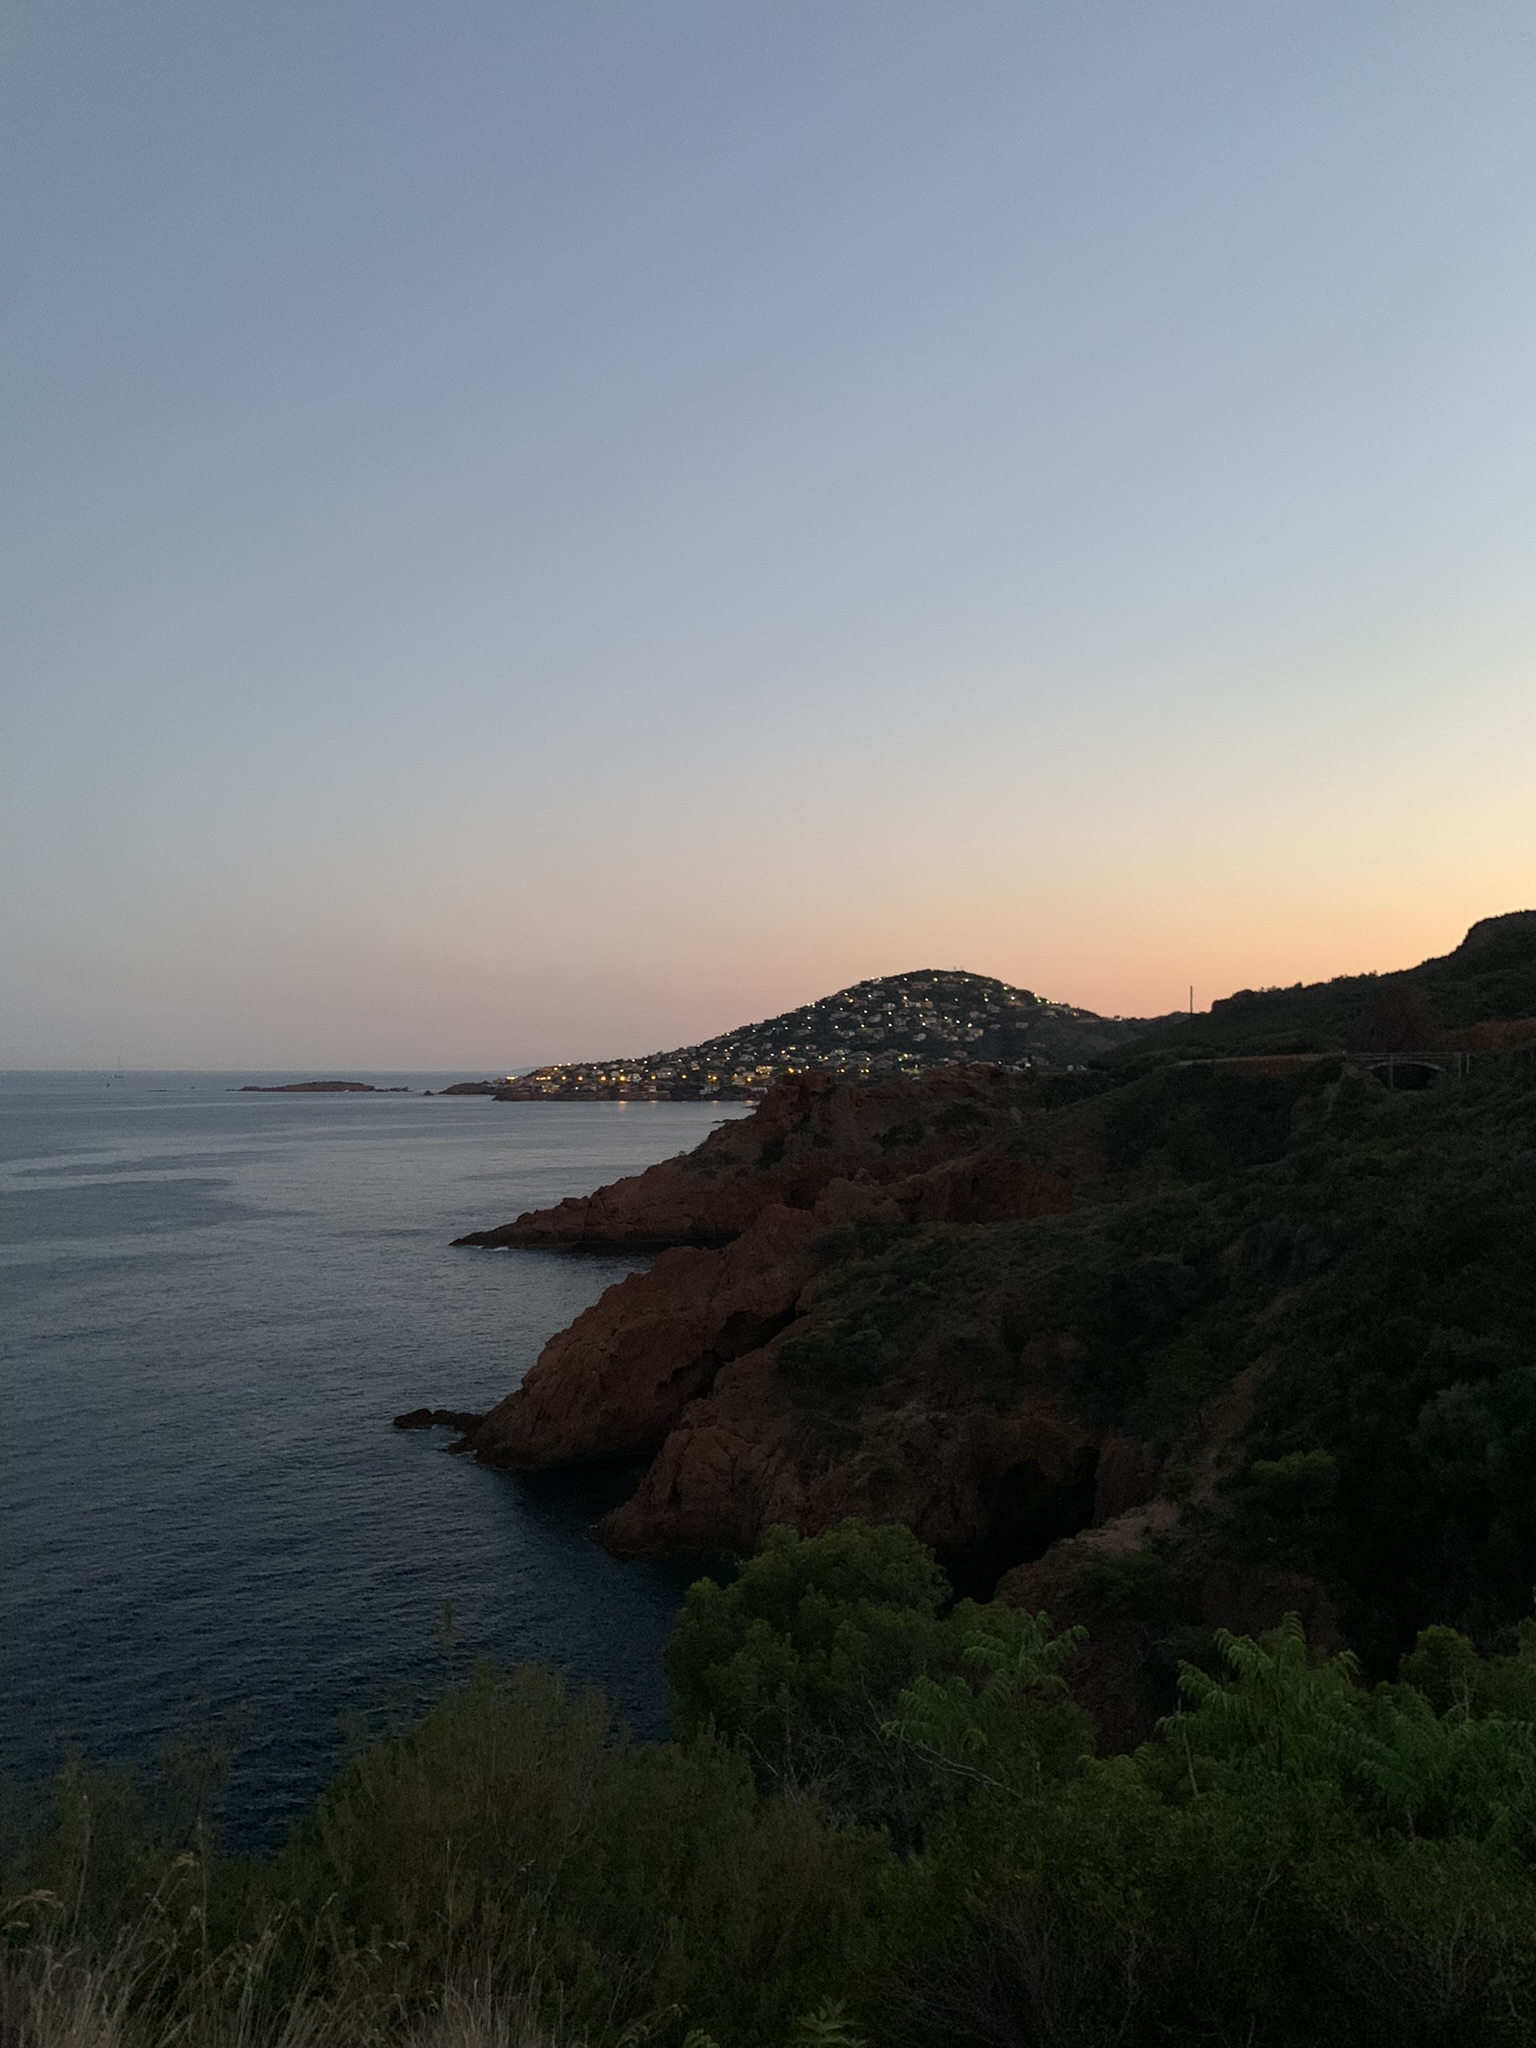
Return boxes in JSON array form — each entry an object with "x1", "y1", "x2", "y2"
[{"x1": 0, "y1": 1074, "x2": 748, "y2": 1848}]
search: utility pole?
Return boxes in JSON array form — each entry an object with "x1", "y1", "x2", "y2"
[{"x1": 1188, "y1": 985, "x2": 1193, "y2": 1017}]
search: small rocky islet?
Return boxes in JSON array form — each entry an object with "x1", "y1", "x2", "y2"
[{"x1": 238, "y1": 1079, "x2": 412, "y2": 1093}]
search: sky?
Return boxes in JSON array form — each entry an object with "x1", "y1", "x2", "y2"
[{"x1": 3, "y1": 1, "x2": 1534, "y2": 1070}]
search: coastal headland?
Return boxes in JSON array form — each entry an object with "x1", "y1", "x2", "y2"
[{"x1": 450, "y1": 913, "x2": 1536, "y2": 1741}]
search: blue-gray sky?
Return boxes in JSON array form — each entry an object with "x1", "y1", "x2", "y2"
[{"x1": 4, "y1": 2, "x2": 1534, "y2": 1068}]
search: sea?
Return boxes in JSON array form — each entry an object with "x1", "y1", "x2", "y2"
[{"x1": 0, "y1": 1072, "x2": 750, "y2": 1852}]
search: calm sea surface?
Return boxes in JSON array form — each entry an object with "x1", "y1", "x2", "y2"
[{"x1": 1, "y1": 1074, "x2": 748, "y2": 1849}]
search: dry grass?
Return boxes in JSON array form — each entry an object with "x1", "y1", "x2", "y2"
[
  {"x1": 404, "y1": 1984, "x2": 554, "y2": 2048},
  {"x1": 0, "y1": 1930, "x2": 558, "y2": 2048}
]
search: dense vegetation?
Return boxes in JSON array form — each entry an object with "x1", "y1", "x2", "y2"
[
  {"x1": 773, "y1": 1046, "x2": 1536, "y2": 1680},
  {"x1": 11, "y1": 1520, "x2": 1536, "y2": 2048},
  {"x1": 1122, "y1": 910, "x2": 1536, "y2": 1058}
]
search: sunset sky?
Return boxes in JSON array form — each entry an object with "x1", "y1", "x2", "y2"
[{"x1": 4, "y1": 2, "x2": 1534, "y2": 1070}]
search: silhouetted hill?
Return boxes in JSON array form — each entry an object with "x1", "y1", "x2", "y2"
[
  {"x1": 499, "y1": 967, "x2": 1160, "y2": 1100},
  {"x1": 456, "y1": 910, "x2": 1536, "y2": 1745},
  {"x1": 1118, "y1": 909, "x2": 1536, "y2": 1063}
]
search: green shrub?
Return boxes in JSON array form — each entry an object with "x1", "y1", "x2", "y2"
[
  {"x1": 1249, "y1": 1447, "x2": 1340, "y2": 1515},
  {"x1": 1072, "y1": 1547, "x2": 1177, "y2": 1615},
  {"x1": 273, "y1": 1661, "x2": 896, "y2": 2046},
  {"x1": 15, "y1": 1533, "x2": 1536, "y2": 2047}
]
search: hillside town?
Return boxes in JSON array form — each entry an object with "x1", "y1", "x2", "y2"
[{"x1": 493, "y1": 968, "x2": 1146, "y2": 1101}]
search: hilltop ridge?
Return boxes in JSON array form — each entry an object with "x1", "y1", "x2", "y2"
[
  {"x1": 486, "y1": 911, "x2": 1536, "y2": 1103},
  {"x1": 497, "y1": 967, "x2": 1155, "y2": 1101},
  {"x1": 1118, "y1": 907, "x2": 1536, "y2": 1063}
]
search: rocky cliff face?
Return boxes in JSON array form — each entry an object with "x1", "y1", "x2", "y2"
[
  {"x1": 470, "y1": 1188, "x2": 870, "y2": 1469},
  {"x1": 459, "y1": 1065, "x2": 1114, "y2": 1570},
  {"x1": 596, "y1": 1356, "x2": 1101, "y2": 1565},
  {"x1": 459, "y1": 1051, "x2": 1403, "y2": 1592},
  {"x1": 467, "y1": 1118, "x2": 1077, "y2": 1479},
  {"x1": 458, "y1": 1053, "x2": 1364, "y2": 1571},
  {"x1": 452, "y1": 1067, "x2": 1083, "y2": 1250}
]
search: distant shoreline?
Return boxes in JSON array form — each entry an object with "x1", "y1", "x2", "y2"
[{"x1": 236, "y1": 1080, "x2": 412, "y2": 1093}]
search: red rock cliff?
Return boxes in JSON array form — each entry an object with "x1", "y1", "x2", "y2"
[
  {"x1": 453, "y1": 1067, "x2": 1076, "y2": 1250},
  {"x1": 459, "y1": 1067, "x2": 1086, "y2": 1560}
]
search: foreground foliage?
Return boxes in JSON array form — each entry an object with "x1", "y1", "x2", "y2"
[{"x1": 10, "y1": 1522, "x2": 1536, "y2": 2046}]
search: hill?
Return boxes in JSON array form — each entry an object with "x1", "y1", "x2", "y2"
[
  {"x1": 1120, "y1": 908, "x2": 1536, "y2": 1062},
  {"x1": 494, "y1": 913, "x2": 1536, "y2": 1101},
  {"x1": 497, "y1": 967, "x2": 1157, "y2": 1100}
]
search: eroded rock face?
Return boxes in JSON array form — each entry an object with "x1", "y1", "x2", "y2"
[
  {"x1": 598, "y1": 1360, "x2": 1101, "y2": 1564},
  {"x1": 462, "y1": 1140, "x2": 1086, "y2": 1559},
  {"x1": 1090, "y1": 1437, "x2": 1158, "y2": 1525},
  {"x1": 467, "y1": 1178, "x2": 902, "y2": 1471},
  {"x1": 458, "y1": 1067, "x2": 1089, "y2": 1557},
  {"x1": 452, "y1": 1067, "x2": 1068, "y2": 1249},
  {"x1": 468, "y1": 1245, "x2": 735, "y2": 1468}
]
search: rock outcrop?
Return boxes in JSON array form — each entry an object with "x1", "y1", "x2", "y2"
[
  {"x1": 597, "y1": 1364, "x2": 1102, "y2": 1564},
  {"x1": 460, "y1": 1066, "x2": 1083, "y2": 1552},
  {"x1": 454, "y1": 1054, "x2": 1385, "y2": 1572},
  {"x1": 457, "y1": 1014, "x2": 1536, "y2": 1591},
  {"x1": 464, "y1": 1151, "x2": 1081, "y2": 1485},
  {"x1": 469, "y1": 1180, "x2": 898, "y2": 1469},
  {"x1": 450, "y1": 1058, "x2": 1101, "y2": 1573},
  {"x1": 452, "y1": 1067, "x2": 1075, "y2": 1250},
  {"x1": 393, "y1": 1407, "x2": 486, "y2": 1433},
  {"x1": 453, "y1": 1064, "x2": 1147, "y2": 1568}
]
